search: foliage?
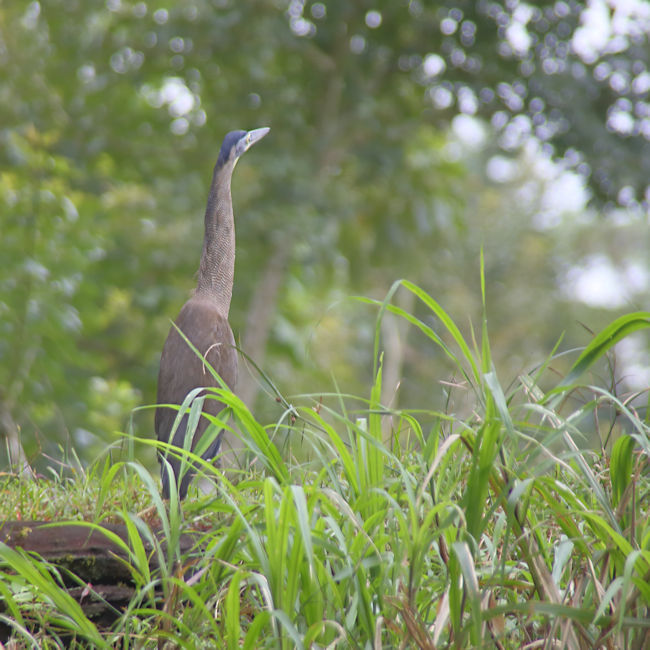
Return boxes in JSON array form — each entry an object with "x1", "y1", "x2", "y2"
[
  {"x1": 1, "y1": 285, "x2": 648, "y2": 648},
  {"x1": 1, "y1": 1, "x2": 648, "y2": 467}
]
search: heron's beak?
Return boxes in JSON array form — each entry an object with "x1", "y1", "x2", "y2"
[{"x1": 245, "y1": 127, "x2": 270, "y2": 150}]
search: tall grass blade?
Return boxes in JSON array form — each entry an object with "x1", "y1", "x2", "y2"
[
  {"x1": 225, "y1": 570, "x2": 244, "y2": 650},
  {"x1": 610, "y1": 434, "x2": 636, "y2": 507},
  {"x1": 0, "y1": 543, "x2": 105, "y2": 646},
  {"x1": 554, "y1": 311, "x2": 650, "y2": 391}
]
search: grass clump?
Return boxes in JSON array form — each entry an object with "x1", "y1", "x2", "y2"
[{"x1": 1, "y1": 278, "x2": 649, "y2": 649}]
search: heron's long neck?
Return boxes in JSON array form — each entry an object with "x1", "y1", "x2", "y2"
[{"x1": 196, "y1": 164, "x2": 235, "y2": 316}]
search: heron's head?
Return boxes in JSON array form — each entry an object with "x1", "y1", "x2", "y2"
[{"x1": 217, "y1": 127, "x2": 270, "y2": 168}]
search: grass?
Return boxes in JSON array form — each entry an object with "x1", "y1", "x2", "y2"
[{"x1": 1, "y1": 278, "x2": 649, "y2": 649}]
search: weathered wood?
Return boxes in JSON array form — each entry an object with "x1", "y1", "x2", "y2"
[{"x1": 0, "y1": 520, "x2": 198, "y2": 637}]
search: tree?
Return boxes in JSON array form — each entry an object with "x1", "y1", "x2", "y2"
[{"x1": 0, "y1": 1, "x2": 647, "y2": 467}]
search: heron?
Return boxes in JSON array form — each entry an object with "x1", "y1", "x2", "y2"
[{"x1": 155, "y1": 127, "x2": 270, "y2": 499}]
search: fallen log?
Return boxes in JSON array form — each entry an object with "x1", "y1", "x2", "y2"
[{"x1": 0, "y1": 520, "x2": 198, "y2": 638}]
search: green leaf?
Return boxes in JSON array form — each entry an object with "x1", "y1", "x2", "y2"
[
  {"x1": 226, "y1": 571, "x2": 244, "y2": 650},
  {"x1": 610, "y1": 435, "x2": 636, "y2": 507},
  {"x1": 556, "y1": 312, "x2": 650, "y2": 390}
]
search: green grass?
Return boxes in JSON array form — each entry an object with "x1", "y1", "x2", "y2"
[{"x1": 1, "y1": 280, "x2": 649, "y2": 649}]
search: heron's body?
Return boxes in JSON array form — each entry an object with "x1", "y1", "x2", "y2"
[
  {"x1": 155, "y1": 298, "x2": 237, "y2": 497},
  {"x1": 155, "y1": 127, "x2": 269, "y2": 499}
]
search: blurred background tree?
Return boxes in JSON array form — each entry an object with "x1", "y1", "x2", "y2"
[{"x1": 1, "y1": 0, "x2": 648, "y2": 469}]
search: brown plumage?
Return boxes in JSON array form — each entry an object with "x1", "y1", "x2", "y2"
[{"x1": 155, "y1": 128, "x2": 269, "y2": 499}]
